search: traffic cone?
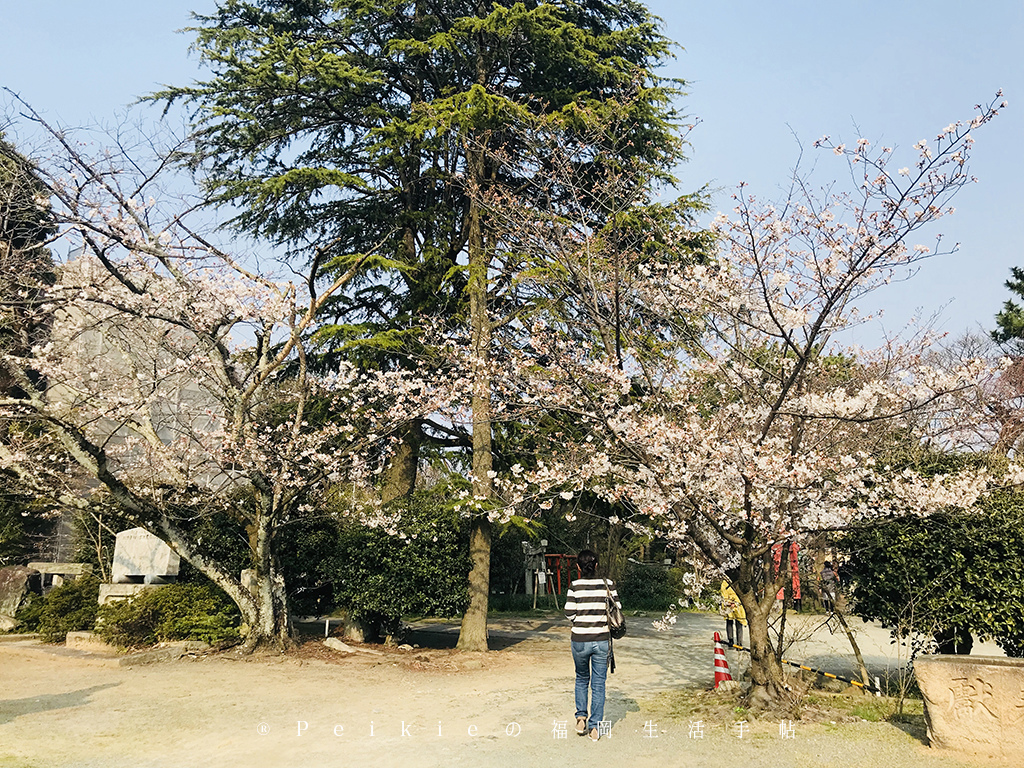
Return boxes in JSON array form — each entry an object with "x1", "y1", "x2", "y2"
[{"x1": 713, "y1": 631, "x2": 733, "y2": 688}]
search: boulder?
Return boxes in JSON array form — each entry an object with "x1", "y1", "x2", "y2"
[
  {"x1": 324, "y1": 638, "x2": 356, "y2": 654},
  {"x1": 0, "y1": 566, "x2": 41, "y2": 619},
  {"x1": 817, "y1": 677, "x2": 849, "y2": 693},
  {"x1": 335, "y1": 610, "x2": 379, "y2": 643},
  {"x1": 323, "y1": 637, "x2": 383, "y2": 656},
  {"x1": 118, "y1": 641, "x2": 209, "y2": 666}
]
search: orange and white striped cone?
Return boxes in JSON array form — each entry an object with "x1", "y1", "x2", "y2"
[{"x1": 713, "y1": 631, "x2": 733, "y2": 688}]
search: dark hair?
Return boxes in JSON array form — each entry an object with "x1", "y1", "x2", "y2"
[
  {"x1": 823, "y1": 561, "x2": 833, "y2": 570},
  {"x1": 577, "y1": 549, "x2": 599, "y2": 578}
]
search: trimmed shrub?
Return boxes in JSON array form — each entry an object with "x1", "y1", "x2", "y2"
[
  {"x1": 96, "y1": 582, "x2": 240, "y2": 648},
  {"x1": 618, "y1": 561, "x2": 676, "y2": 611},
  {"x1": 325, "y1": 492, "x2": 470, "y2": 636},
  {"x1": 37, "y1": 575, "x2": 100, "y2": 642},
  {"x1": 844, "y1": 479, "x2": 1024, "y2": 657}
]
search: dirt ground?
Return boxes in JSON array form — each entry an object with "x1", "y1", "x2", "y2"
[{"x1": 0, "y1": 612, "x2": 1003, "y2": 768}]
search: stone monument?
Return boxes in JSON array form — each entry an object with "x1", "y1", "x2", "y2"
[
  {"x1": 100, "y1": 528, "x2": 180, "y2": 604},
  {"x1": 111, "y1": 528, "x2": 180, "y2": 584}
]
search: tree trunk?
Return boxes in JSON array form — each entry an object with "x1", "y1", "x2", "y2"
[
  {"x1": 242, "y1": 508, "x2": 293, "y2": 651},
  {"x1": 457, "y1": 138, "x2": 493, "y2": 652},
  {"x1": 458, "y1": 516, "x2": 491, "y2": 650},
  {"x1": 381, "y1": 419, "x2": 422, "y2": 503},
  {"x1": 738, "y1": 587, "x2": 798, "y2": 713},
  {"x1": 834, "y1": 608, "x2": 872, "y2": 687},
  {"x1": 604, "y1": 521, "x2": 621, "y2": 581},
  {"x1": 934, "y1": 625, "x2": 974, "y2": 655}
]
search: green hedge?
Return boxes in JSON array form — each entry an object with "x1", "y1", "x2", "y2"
[{"x1": 13, "y1": 591, "x2": 44, "y2": 632}]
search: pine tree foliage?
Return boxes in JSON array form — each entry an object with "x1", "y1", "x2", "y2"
[
  {"x1": 155, "y1": 0, "x2": 689, "y2": 361},
  {"x1": 993, "y1": 266, "x2": 1024, "y2": 352}
]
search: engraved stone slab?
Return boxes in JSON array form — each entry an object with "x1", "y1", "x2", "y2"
[
  {"x1": 110, "y1": 528, "x2": 179, "y2": 584},
  {"x1": 66, "y1": 630, "x2": 116, "y2": 652},
  {"x1": 915, "y1": 655, "x2": 1024, "y2": 759}
]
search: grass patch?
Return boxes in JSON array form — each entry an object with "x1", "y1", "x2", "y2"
[
  {"x1": 648, "y1": 685, "x2": 922, "y2": 726},
  {"x1": 647, "y1": 687, "x2": 749, "y2": 723}
]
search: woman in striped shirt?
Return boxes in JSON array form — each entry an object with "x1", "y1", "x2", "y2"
[{"x1": 564, "y1": 549, "x2": 621, "y2": 741}]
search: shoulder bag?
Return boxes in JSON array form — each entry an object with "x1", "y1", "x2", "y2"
[{"x1": 604, "y1": 579, "x2": 626, "y2": 639}]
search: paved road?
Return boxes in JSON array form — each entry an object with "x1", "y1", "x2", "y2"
[{"x1": 407, "y1": 609, "x2": 1005, "y2": 690}]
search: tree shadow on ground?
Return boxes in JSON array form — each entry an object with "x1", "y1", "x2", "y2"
[
  {"x1": 0, "y1": 683, "x2": 120, "y2": 725},
  {"x1": 614, "y1": 621, "x2": 729, "y2": 694},
  {"x1": 294, "y1": 617, "x2": 554, "y2": 650},
  {"x1": 400, "y1": 625, "x2": 530, "y2": 651}
]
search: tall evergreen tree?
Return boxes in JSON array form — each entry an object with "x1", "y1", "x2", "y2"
[
  {"x1": 0, "y1": 135, "x2": 58, "y2": 565},
  {"x1": 157, "y1": 0, "x2": 692, "y2": 649},
  {"x1": 993, "y1": 266, "x2": 1024, "y2": 353}
]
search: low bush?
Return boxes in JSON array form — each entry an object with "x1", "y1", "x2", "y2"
[
  {"x1": 37, "y1": 575, "x2": 100, "y2": 642},
  {"x1": 286, "y1": 490, "x2": 468, "y2": 638},
  {"x1": 14, "y1": 591, "x2": 45, "y2": 632},
  {"x1": 618, "y1": 561, "x2": 676, "y2": 611},
  {"x1": 96, "y1": 582, "x2": 240, "y2": 648}
]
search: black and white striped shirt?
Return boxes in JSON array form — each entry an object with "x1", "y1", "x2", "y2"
[{"x1": 565, "y1": 578, "x2": 621, "y2": 642}]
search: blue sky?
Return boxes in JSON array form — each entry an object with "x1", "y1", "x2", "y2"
[{"x1": 2, "y1": 1, "x2": 1021, "y2": 345}]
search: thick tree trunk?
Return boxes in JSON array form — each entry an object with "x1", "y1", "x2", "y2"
[
  {"x1": 458, "y1": 516, "x2": 492, "y2": 650},
  {"x1": 381, "y1": 420, "x2": 422, "y2": 503},
  {"x1": 737, "y1": 586, "x2": 798, "y2": 713},
  {"x1": 241, "y1": 568, "x2": 291, "y2": 652},
  {"x1": 241, "y1": 508, "x2": 293, "y2": 651},
  {"x1": 457, "y1": 139, "x2": 493, "y2": 652}
]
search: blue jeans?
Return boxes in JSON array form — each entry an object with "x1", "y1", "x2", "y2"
[{"x1": 571, "y1": 640, "x2": 610, "y2": 730}]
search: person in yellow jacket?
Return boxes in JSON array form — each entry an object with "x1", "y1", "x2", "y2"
[{"x1": 720, "y1": 580, "x2": 746, "y2": 647}]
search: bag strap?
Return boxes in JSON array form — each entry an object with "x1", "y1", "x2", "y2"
[{"x1": 604, "y1": 579, "x2": 617, "y2": 673}]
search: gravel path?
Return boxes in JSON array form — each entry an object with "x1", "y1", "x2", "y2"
[{"x1": 0, "y1": 612, "x2": 998, "y2": 768}]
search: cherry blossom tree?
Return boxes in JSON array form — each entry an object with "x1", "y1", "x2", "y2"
[
  {"x1": 0, "y1": 101, "x2": 441, "y2": 651},
  {"x1": 490, "y1": 94, "x2": 1015, "y2": 708}
]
